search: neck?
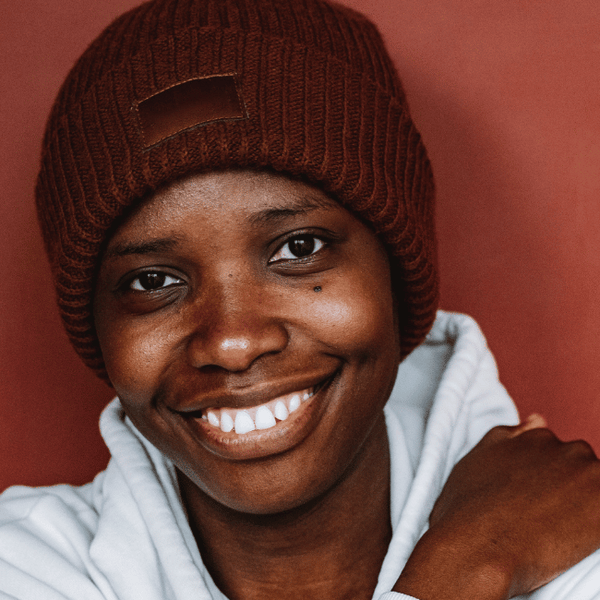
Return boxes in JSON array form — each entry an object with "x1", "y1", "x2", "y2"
[{"x1": 179, "y1": 414, "x2": 392, "y2": 600}]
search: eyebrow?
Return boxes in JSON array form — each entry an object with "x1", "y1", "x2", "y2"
[
  {"x1": 249, "y1": 193, "x2": 339, "y2": 226},
  {"x1": 101, "y1": 192, "x2": 339, "y2": 260},
  {"x1": 103, "y1": 238, "x2": 180, "y2": 261}
]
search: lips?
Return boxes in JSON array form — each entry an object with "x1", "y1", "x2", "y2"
[{"x1": 175, "y1": 372, "x2": 337, "y2": 460}]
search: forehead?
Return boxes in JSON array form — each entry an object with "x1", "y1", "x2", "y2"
[
  {"x1": 106, "y1": 169, "x2": 343, "y2": 249},
  {"x1": 154, "y1": 169, "x2": 336, "y2": 212}
]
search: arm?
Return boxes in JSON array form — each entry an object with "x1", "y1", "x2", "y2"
[{"x1": 390, "y1": 416, "x2": 600, "y2": 600}]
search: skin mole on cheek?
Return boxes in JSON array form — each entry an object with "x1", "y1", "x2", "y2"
[{"x1": 314, "y1": 286, "x2": 322, "y2": 292}]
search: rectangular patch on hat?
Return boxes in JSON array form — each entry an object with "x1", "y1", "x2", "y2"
[{"x1": 136, "y1": 74, "x2": 247, "y2": 149}]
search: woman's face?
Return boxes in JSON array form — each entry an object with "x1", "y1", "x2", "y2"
[{"x1": 94, "y1": 170, "x2": 400, "y2": 514}]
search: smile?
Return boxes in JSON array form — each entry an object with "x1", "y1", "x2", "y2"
[
  {"x1": 201, "y1": 387, "x2": 316, "y2": 434},
  {"x1": 178, "y1": 371, "x2": 338, "y2": 461}
]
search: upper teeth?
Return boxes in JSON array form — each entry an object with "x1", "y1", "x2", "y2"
[
  {"x1": 235, "y1": 411, "x2": 255, "y2": 434},
  {"x1": 255, "y1": 405, "x2": 276, "y2": 430},
  {"x1": 201, "y1": 387, "x2": 315, "y2": 434}
]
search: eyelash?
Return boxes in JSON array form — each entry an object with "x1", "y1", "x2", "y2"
[
  {"x1": 269, "y1": 234, "x2": 326, "y2": 263},
  {"x1": 127, "y1": 272, "x2": 184, "y2": 292},
  {"x1": 123, "y1": 234, "x2": 328, "y2": 293}
]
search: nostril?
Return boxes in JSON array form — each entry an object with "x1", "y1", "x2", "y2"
[{"x1": 196, "y1": 364, "x2": 228, "y2": 375}]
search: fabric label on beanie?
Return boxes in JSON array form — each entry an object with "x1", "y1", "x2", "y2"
[{"x1": 135, "y1": 74, "x2": 247, "y2": 149}]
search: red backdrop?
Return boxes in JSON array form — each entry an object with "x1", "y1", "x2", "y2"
[{"x1": 2, "y1": 0, "x2": 600, "y2": 491}]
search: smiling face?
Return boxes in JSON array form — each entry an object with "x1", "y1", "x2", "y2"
[{"x1": 94, "y1": 169, "x2": 400, "y2": 514}]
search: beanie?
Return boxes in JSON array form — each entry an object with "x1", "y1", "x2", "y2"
[{"x1": 35, "y1": 0, "x2": 438, "y2": 380}]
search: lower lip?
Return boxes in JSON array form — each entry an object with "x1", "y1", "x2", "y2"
[{"x1": 180, "y1": 376, "x2": 336, "y2": 461}]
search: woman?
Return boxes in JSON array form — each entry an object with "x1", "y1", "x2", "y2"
[{"x1": 2, "y1": 0, "x2": 600, "y2": 598}]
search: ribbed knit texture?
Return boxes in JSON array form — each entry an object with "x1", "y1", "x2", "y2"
[{"x1": 36, "y1": 0, "x2": 438, "y2": 379}]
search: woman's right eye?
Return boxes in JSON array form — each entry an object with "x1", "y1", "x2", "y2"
[{"x1": 129, "y1": 272, "x2": 183, "y2": 291}]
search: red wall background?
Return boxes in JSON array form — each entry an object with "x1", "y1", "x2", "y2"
[{"x1": 2, "y1": 0, "x2": 600, "y2": 491}]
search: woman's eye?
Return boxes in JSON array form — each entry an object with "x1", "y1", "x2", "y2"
[
  {"x1": 129, "y1": 272, "x2": 183, "y2": 291},
  {"x1": 270, "y1": 235, "x2": 325, "y2": 262}
]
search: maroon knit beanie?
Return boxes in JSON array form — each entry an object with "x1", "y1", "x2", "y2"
[{"x1": 36, "y1": 0, "x2": 438, "y2": 380}]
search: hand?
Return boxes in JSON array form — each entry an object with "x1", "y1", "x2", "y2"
[{"x1": 392, "y1": 415, "x2": 600, "y2": 600}]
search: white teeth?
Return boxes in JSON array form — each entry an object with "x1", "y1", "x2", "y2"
[
  {"x1": 255, "y1": 405, "x2": 276, "y2": 430},
  {"x1": 204, "y1": 386, "x2": 317, "y2": 434},
  {"x1": 207, "y1": 411, "x2": 220, "y2": 427},
  {"x1": 289, "y1": 394, "x2": 301, "y2": 413},
  {"x1": 221, "y1": 412, "x2": 234, "y2": 433},
  {"x1": 235, "y1": 411, "x2": 256, "y2": 434},
  {"x1": 274, "y1": 400, "x2": 289, "y2": 421}
]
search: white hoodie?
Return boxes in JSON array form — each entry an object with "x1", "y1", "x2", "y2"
[{"x1": 0, "y1": 312, "x2": 598, "y2": 600}]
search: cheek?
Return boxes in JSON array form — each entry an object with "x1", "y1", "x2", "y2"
[
  {"x1": 97, "y1": 311, "x2": 183, "y2": 402},
  {"x1": 304, "y1": 264, "x2": 398, "y2": 360}
]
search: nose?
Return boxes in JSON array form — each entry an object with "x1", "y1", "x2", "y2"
[{"x1": 186, "y1": 279, "x2": 289, "y2": 372}]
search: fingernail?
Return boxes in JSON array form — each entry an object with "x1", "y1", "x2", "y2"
[{"x1": 524, "y1": 413, "x2": 547, "y2": 427}]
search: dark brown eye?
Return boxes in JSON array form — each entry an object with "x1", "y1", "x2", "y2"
[
  {"x1": 270, "y1": 236, "x2": 325, "y2": 262},
  {"x1": 130, "y1": 272, "x2": 182, "y2": 291},
  {"x1": 289, "y1": 236, "x2": 315, "y2": 257}
]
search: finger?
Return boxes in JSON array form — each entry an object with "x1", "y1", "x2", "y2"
[
  {"x1": 480, "y1": 414, "x2": 550, "y2": 446},
  {"x1": 509, "y1": 413, "x2": 548, "y2": 437}
]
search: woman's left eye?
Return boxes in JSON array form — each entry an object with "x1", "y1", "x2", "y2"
[
  {"x1": 270, "y1": 235, "x2": 325, "y2": 262},
  {"x1": 129, "y1": 272, "x2": 183, "y2": 291}
]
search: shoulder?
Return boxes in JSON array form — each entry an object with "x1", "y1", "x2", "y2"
[
  {"x1": 0, "y1": 478, "x2": 102, "y2": 546},
  {"x1": 0, "y1": 477, "x2": 106, "y2": 599},
  {"x1": 0, "y1": 476, "x2": 101, "y2": 524}
]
